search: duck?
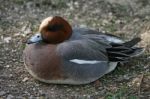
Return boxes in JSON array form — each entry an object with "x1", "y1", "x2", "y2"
[{"x1": 23, "y1": 16, "x2": 144, "y2": 85}]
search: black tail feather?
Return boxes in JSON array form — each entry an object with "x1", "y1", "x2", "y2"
[
  {"x1": 123, "y1": 37, "x2": 141, "y2": 47},
  {"x1": 107, "y1": 46, "x2": 131, "y2": 51},
  {"x1": 107, "y1": 37, "x2": 143, "y2": 62},
  {"x1": 107, "y1": 51, "x2": 130, "y2": 57},
  {"x1": 109, "y1": 57, "x2": 128, "y2": 62}
]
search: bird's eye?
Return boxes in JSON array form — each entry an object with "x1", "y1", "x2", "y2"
[
  {"x1": 37, "y1": 35, "x2": 40, "y2": 38},
  {"x1": 47, "y1": 24, "x2": 63, "y2": 32}
]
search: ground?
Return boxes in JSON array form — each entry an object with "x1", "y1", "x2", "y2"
[{"x1": 0, "y1": 0, "x2": 150, "y2": 98}]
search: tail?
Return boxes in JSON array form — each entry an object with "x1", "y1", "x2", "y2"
[
  {"x1": 107, "y1": 37, "x2": 144, "y2": 62},
  {"x1": 123, "y1": 37, "x2": 144, "y2": 57},
  {"x1": 123, "y1": 37, "x2": 141, "y2": 47}
]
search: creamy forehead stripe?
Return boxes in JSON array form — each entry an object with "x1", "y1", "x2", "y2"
[
  {"x1": 39, "y1": 17, "x2": 53, "y2": 31},
  {"x1": 70, "y1": 59, "x2": 101, "y2": 64}
]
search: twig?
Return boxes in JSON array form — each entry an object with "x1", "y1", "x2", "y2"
[{"x1": 138, "y1": 74, "x2": 144, "y2": 97}]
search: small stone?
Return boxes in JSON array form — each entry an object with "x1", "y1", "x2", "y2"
[
  {"x1": 80, "y1": 24, "x2": 87, "y2": 28},
  {"x1": 7, "y1": 94, "x2": 14, "y2": 99},
  {"x1": 123, "y1": 74, "x2": 130, "y2": 80},
  {"x1": 22, "y1": 77, "x2": 29, "y2": 82},
  {"x1": 36, "y1": 96, "x2": 45, "y2": 99},
  {"x1": 3, "y1": 37, "x2": 11, "y2": 43},
  {"x1": 0, "y1": 61, "x2": 5, "y2": 64},
  {"x1": 115, "y1": 20, "x2": 121, "y2": 24},
  {"x1": 9, "y1": 74, "x2": 13, "y2": 77},
  {"x1": 102, "y1": 19, "x2": 109, "y2": 26},
  {"x1": 24, "y1": 28, "x2": 31, "y2": 35},
  {"x1": 16, "y1": 96, "x2": 24, "y2": 99},
  {"x1": 33, "y1": 88, "x2": 36, "y2": 91},
  {"x1": 5, "y1": 65, "x2": 10, "y2": 68},
  {"x1": 0, "y1": 91, "x2": 6, "y2": 96},
  {"x1": 29, "y1": 95, "x2": 34, "y2": 99}
]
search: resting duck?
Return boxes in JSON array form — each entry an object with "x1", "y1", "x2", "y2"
[{"x1": 23, "y1": 16, "x2": 144, "y2": 85}]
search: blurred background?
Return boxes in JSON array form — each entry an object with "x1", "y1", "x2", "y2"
[{"x1": 0, "y1": 0, "x2": 150, "y2": 98}]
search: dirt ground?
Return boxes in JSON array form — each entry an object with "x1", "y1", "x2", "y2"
[{"x1": 0, "y1": 0, "x2": 150, "y2": 98}]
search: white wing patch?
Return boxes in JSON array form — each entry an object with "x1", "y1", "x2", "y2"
[
  {"x1": 106, "y1": 36, "x2": 124, "y2": 43},
  {"x1": 70, "y1": 59, "x2": 101, "y2": 64}
]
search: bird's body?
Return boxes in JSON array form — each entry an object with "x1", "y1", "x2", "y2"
[{"x1": 23, "y1": 16, "x2": 143, "y2": 85}]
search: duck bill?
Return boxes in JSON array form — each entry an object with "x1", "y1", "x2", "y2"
[{"x1": 27, "y1": 33, "x2": 42, "y2": 44}]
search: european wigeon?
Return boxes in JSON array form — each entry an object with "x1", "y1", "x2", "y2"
[{"x1": 23, "y1": 16, "x2": 144, "y2": 85}]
